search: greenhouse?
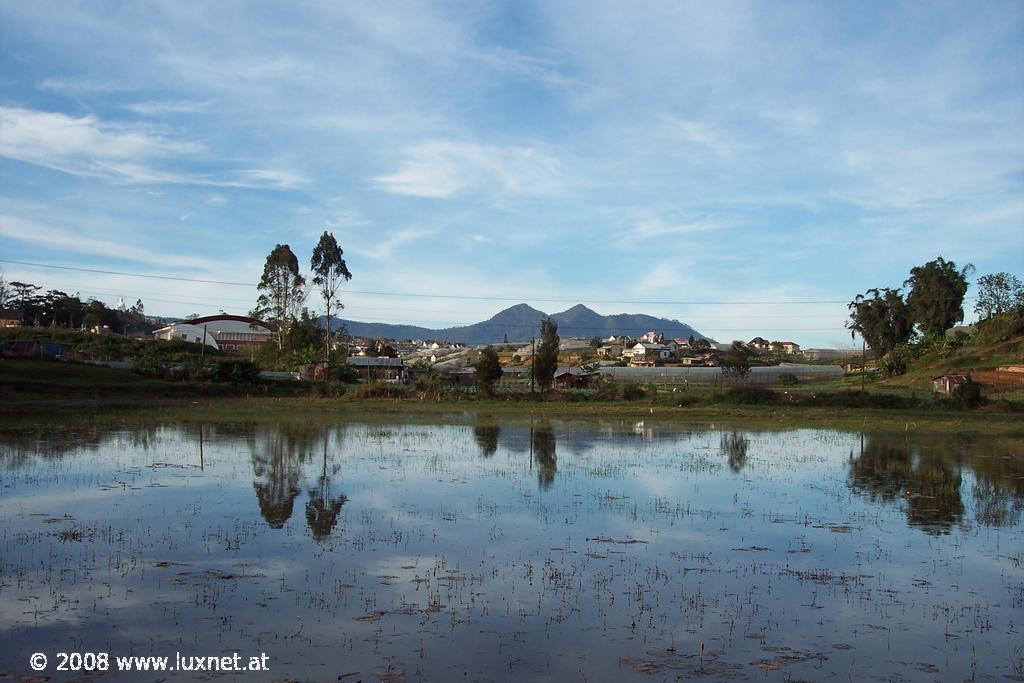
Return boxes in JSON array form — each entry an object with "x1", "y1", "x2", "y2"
[{"x1": 599, "y1": 363, "x2": 843, "y2": 385}]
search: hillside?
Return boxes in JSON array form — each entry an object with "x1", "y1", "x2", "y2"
[{"x1": 329, "y1": 303, "x2": 708, "y2": 345}]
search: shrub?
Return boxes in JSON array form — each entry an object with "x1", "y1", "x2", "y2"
[
  {"x1": 212, "y1": 359, "x2": 260, "y2": 384},
  {"x1": 132, "y1": 343, "x2": 164, "y2": 377},
  {"x1": 724, "y1": 386, "x2": 778, "y2": 405},
  {"x1": 621, "y1": 383, "x2": 646, "y2": 401},
  {"x1": 331, "y1": 363, "x2": 360, "y2": 384},
  {"x1": 777, "y1": 373, "x2": 799, "y2": 386},
  {"x1": 952, "y1": 380, "x2": 984, "y2": 409}
]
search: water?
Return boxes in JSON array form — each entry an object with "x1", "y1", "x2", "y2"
[{"x1": 1, "y1": 418, "x2": 1021, "y2": 681}]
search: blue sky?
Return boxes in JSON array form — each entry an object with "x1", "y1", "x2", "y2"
[{"x1": 1, "y1": 1, "x2": 1022, "y2": 347}]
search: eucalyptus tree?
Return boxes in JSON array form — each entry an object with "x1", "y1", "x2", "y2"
[
  {"x1": 310, "y1": 231, "x2": 352, "y2": 365},
  {"x1": 256, "y1": 244, "x2": 307, "y2": 351}
]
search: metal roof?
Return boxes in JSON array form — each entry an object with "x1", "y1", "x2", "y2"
[{"x1": 347, "y1": 357, "x2": 404, "y2": 367}]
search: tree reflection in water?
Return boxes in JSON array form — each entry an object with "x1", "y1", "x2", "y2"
[
  {"x1": 720, "y1": 432, "x2": 749, "y2": 472},
  {"x1": 305, "y1": 429, "x2": 347, "y2": 541},
  {"x1": 250, "y1": 426, "x2": 316, "y2": 529},
  {"x1": 533, "y1": 424, "x2": 557, "y2": 490},
  {"x1": 848, "y1": 433, "x2": 1024, "y2": 533},
  {"x1": 473, "y1": 425, "x2": 500, "y2": 458}
]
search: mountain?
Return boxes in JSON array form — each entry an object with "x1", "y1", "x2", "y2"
[{"x1": 330, "y1": 304, "x2": 708, "y2": 346}]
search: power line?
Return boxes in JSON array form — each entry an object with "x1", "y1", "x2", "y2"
[
  {"x1": 1, "y1": 258, "x2": 980, "y2": 309},
  {"x1": 1, "y1": 258, "x2": 854, "y2": 305}
]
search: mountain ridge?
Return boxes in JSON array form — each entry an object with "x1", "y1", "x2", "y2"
[{"x1": 328, "y1": 303, "x2": 708, "y2": 346}]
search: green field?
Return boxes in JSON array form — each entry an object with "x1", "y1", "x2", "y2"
[{"x1": 2, "y1": 357, "x2": 1022, "y2": 434}]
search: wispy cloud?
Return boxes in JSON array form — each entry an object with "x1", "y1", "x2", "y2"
[
  {"x1": 372, "y1": 140, "x2": 564, "y2": 199},
  {"x1": 0, "y1": 106, "x2": 304, "y2": 189},
  {"x1": 38, "y1": 76, "x2": 132, "y2": 94},
  {"x1": 354, "y1": 227, "x2": 437, "y2": 260},
  {"x1": 0, "y1": 213, "x2": 220, "y2": 271},
  {"x1": 124, "y1": 99, "x2": 213, "y2": 115},
  {"x1": 659, "y1": 117, "x2": 736, "y2": 158},
  {"x1": 631, "y1": 216, "x2": 727, "y2": 239}
]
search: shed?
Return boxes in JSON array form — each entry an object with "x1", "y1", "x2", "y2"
[
  {"x1": 346, "y1": 356, "x2": 407, "y2": 383},
  {"x1": 932, "y1": 373, "x2": 969, "y2": 395},
  {"x1": 553, "y1": 366, "x2": 599, "y2": 389}
]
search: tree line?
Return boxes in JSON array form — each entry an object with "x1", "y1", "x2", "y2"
[
  {"x1": 847, "y1": 257, "x2": 1022, "y2": 376},
  {"x1": 0, "y1": 275, "x2": 152, "y2": 334}
]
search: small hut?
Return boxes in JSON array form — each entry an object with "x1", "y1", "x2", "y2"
[{"x1": 932, "y1": 373, "x2": 969, "y2": 395}]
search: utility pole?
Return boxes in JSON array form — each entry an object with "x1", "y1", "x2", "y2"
[
  {"x1": 531, "y1": 337, "x2": 536, "y2": 395},
  {"x1": 200, "y1": 324, "x2": 208, "y2": 365},
  {"x1": 861, "y1": 337, "x2": 865, "y2": 392}
]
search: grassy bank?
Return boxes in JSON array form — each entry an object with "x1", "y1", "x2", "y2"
[
  {"x1": 2, "y1": 359, "x2": 1021, "y2": 435},
  {"x1": 3, "y1": 395, "x2": 1021, "y2": 436}
]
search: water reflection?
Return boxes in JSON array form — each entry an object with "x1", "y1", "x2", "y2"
[
  {"x1": 848, "y1": 433, "x2": 1024, "y2": 533},
  {"x1": 720, "y1": 432, "x2": 749, "y2": 472},
  {"x1": 1, "y1": 419, "x2": 1023, "y2": 682},
  {"x1": 473, "y1": 424, "x2": 500, "y2": 458},
  {"x1": 532, "y1": 424, "x2": 557, "y2": 490}
]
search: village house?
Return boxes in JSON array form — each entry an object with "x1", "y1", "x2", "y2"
[
  {"x1": 640, "y1": 331, "x2": 664, "y2": 343},
  {"x1": 0, "y1": 309, "x2": 23, "y2": 328},
  {"x1": 553, "y1": 366, "x2": 600, "y2": 389},
  {"x1": 346, "y1": 356, "x2": 407, "y2": 383},
  {"x1": 772, "y1": 341, "x2": 801, "y2": 355},
  {"x1": 630, "y1": 342, "x2": 672, "y2": 366},
  {"x1": 748, "y1": 337, "x2": 771, "y2": 353},
  {"x1": 597, "y1": 344, "x2": 623, "y2": 358}
]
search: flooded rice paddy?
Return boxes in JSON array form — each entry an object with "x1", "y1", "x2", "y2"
[{"x1": 1, "y1": 418, "x2": 1022, "y2": 681}]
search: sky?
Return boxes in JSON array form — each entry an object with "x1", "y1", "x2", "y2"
[{"x1": 1, "y1": 1, "x2": 1022, "y2": 348}]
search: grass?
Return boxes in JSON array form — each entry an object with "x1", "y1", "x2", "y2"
[{"x1": 2, "y1": 358, "x2": 1022, "y2": 435}]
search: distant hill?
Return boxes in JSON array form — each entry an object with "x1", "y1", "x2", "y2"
[{"x1": 329, "y1": 303, "x2": 708, "y2": 346}]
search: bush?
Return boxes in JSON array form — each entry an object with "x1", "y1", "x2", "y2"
[
  {"x1": 212, "y1": 359, "x2": 260, "y2": 384},
  {"x1": 132, "y1": 343, "x2": 163, "y2": 377},
  {"x1": 952, "y1": 381, "x2": 984, "y2": 409},
  {"x1": 777, "y1": 373, "x2": 799, "y2": 386},
  {"x1": 723, "y1": 386, "x2": 778, "y2": 405},
  {"x1": 621, "y1": 383, "x2": 646, "y2": 401},
  {"x1": 331, "y1": 363, "x2": 360, "y2": 384}
]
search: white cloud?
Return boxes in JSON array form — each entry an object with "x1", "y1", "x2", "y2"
[
  {"x1": 0, "y1": 213, "x2": 220, "y2": 271},
  {"x1": 371, "y1": 140, "x2": 564, "y2": 199},
  {"x1": 353, "y1": 228, "x2": 437, "y2": 261},
  {"x1": 124, "y1": 99, "x2": 213, "y2": 115},
  {"x1": 38, "y1": 76, "x2": 132, "y2": 94},
  {"x1": 0, "y1": 106, "x2": 305, "y2": 189},
  {"x1": 631, "y1": 216, "x2": 726, "y2": 239},
  {"x1": 659, "y1": 117, "x2": 736, "y2": 158}
]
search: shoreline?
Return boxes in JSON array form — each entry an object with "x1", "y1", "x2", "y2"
[{"x1": 4, "y1": 395, "x2": 1021, "y2": 435}]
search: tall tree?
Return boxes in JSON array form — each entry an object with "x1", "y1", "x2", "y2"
[
  {"x1": 904, "y1": 257, "x2": 974, "y2": 338},
  {"x1": 310, "y1": 232, "x2": 352, "y2": 365},
  {"x1": 534, "y1": 316, "x2": 560, "y2": 394},
  {"x1": 847, "y1": 288, "x2": 914, "y2": 356},
  {"x1": 974, "y1": 272, "x2": 1024, "y2": 320},
  {"x1": 475, "y1": 346, "x2": 503, "y2": 396},
  {"x1": 256, "y1": 244, "x2": 307, "y2": 350},
  {"x1": 720, "y1": 341, "x2": 752, "y2": 382}
]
